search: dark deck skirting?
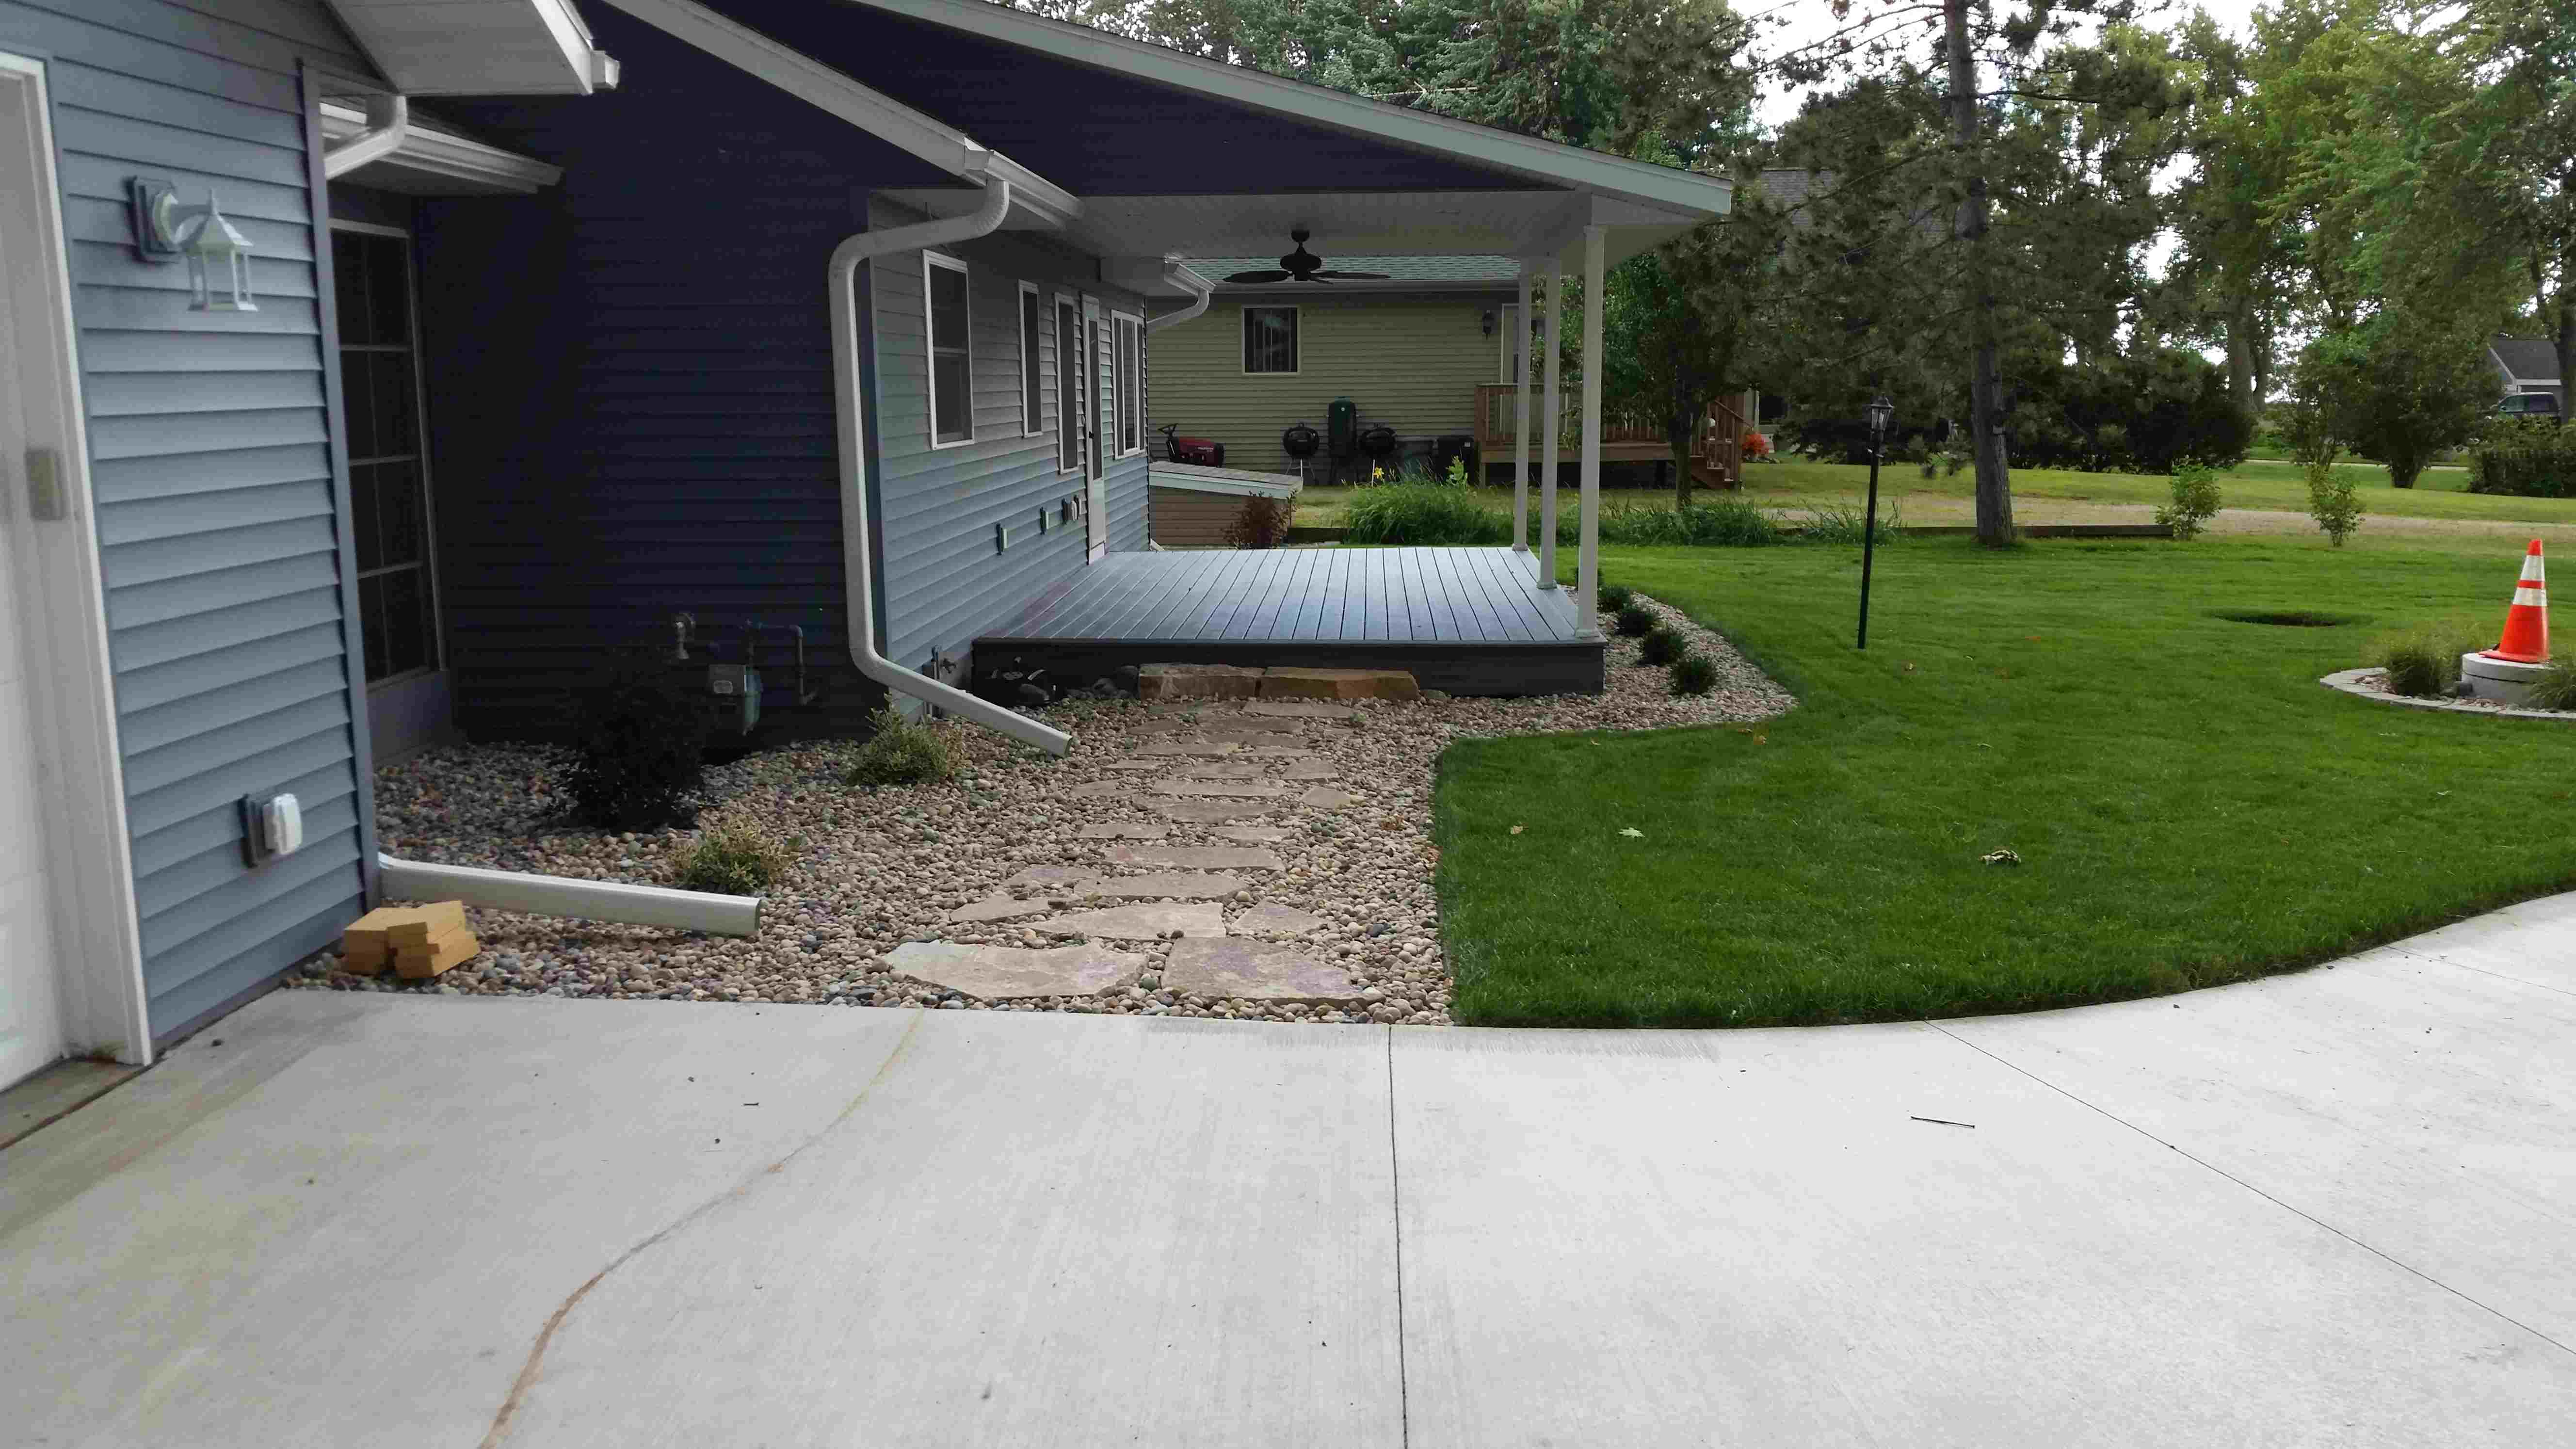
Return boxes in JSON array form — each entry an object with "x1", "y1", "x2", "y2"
[{"x1": 973, "y1": 547, "x2": 1607, "y2": 697}]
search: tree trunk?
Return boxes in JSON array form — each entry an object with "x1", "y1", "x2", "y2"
[
  {"x1": 1670, "y1": 405, "x2": 1695, "y2": 511},
  {"x1": 2557, "y1": 284, "x2": 2574, "y2": 425},
  {"x1": 2225, "y1": 293, "x2": 2258, "y2": 419},
  {"x1": 1946, "y1": 0, "x2": 2013, "y2": 546}
]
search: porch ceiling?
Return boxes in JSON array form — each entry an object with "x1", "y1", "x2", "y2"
[{"x1": 326, "y1": 0, "x2": 615, "y2": 95}]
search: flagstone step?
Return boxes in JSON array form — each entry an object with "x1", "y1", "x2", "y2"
[
  {"x1": 1297, "y1": 788, "x2": 1361, "y2": 809},
  {"x1": 1077, "y1": 821, "x2": 1171, "y2": 840},
  {"x1": 886, "y1": 941, "x2": 1144, "y2": 999},
  {"x1": 1210, "y1": 826, "x2": 1294, "y2": 843},
  {"x1": 946, "y1": 897, "x2": 1052, "y2": 924},
  {"x1": 1033, "y1": 903, "x2": 1226, "y2": 941},
  {"x1": 1163, "y1": 937, "x2": 1364, "y2": 1002},
  {"x1": 1153, "y1": 800, "x2": 1279, "y2": 822},
  {"x1": 1099, "y1": 846, "x2": 1283, "y2": 871},
  {"x1": 1231, "y1": 903, "x2": 1326, "y2": 937},
  {"x1": 1005, "y1": 865, "x2": 1098, "y2": 890},
  {"x1": 1081, "y1": 871, "x2": 1248, "y2": 900},
  {"x1": 1134, "y1": 741, "x2": 1240, "y2": 757},
  {"x1": 1277, "y1": 759, "x2": 1339, "y2": 781},
  {"x1": 1170, "y1": 761, "x2": 1267, "y2": 780},
  {"x1": 1150, "y1": 778, "x2": 1289, "y2": 798},
  {"x1": 1241, "y1": 699, "x2": 1364, "y2": 722}
]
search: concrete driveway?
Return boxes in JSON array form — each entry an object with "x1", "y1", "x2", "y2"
[{"x1": 5, "y1": 896, "x2": 2573, "y2": 1448}]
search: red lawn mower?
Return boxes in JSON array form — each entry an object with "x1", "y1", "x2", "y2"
[{"x1": 1157, "y1": 422, "x2": 1225, "y2": 467}]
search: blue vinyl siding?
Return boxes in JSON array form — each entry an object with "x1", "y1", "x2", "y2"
[
  {"x1": 865, "y1": 197, "x2": 1150, "y2": 675},
  {"x1": 1, "y1": 0, "x2": 378, "y2": 1039}
]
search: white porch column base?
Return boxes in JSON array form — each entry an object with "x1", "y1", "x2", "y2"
[
  {"x1": 1538, "y1": 259, "x2": 1563, "y2": 590},
  {"x1": 1577, "y1": 225, "x2": 1605, "y2": 635},
  {"x1": 1512, "y1": 268, "x2": 1532, "y2": 552}
]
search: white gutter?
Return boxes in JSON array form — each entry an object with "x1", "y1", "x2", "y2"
[
  {"x1": 830, "y1": 177, "x2": 1075, "y2": 757},
  {"x1": 377, "y1": 853, "x2": 761, "y2": 935},
  {"x1": 1146, "y1": 254, "x2": 1213, "y2": 331},
  {"x1": 322, "y1": 92, "x2": 408, "y2": 179}
]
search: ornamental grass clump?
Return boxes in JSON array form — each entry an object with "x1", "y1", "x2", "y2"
[
  {"x1": 1612, "y1": 602, "x2": 1656, "y2": 637},
  {"x1": 2526, "y1": 657, "x2": 2576, "y2": 712},
  {"x1": 674, "y1": 818, "x2": 789, "y2": 895},
  {"x1": 1638, "y1": 626, "x2": 1686, "y2": 666},
  {"x1": 845, "y1": 705, "x2": 963, "y2": 787},
  {"x1": 1669, "y1": 652, "x2": 1719, "y2": 696},
  {"x1": 2374, "y1": 628, "x2": 2480, "y2": 699},
  {"x1": 1343, "y1": 484, "x2": 1511, "y2": 545}
]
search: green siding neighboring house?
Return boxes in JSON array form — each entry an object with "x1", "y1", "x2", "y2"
[{"x1": 1149, "y1": 258, "x2": 1519, "y2": 478}]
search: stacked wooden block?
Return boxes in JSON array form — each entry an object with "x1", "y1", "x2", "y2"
[{"x1": 341, "y1": 901, "x2": 480, "y2": 980}]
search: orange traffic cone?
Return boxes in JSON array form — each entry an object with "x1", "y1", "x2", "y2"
[{"x1": 2483, "y1": 540, "x2": 2550, "y2": 663}]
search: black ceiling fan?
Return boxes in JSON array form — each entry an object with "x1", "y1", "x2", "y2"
[{"x1": 1224, "y1": 228, "x2": 1390, "y2": 284}]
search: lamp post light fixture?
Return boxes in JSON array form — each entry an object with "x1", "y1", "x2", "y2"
[
  {"x1": 1857, "y1": 393, "x2": 1894, "y2": 649},
  {"x1": 128, "y1": 179, "x2": 259, "y2": 312}
]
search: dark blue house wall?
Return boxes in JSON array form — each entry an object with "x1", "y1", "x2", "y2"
[
  {"x1": 1, "y1": 0, "x2": 381, "y2": 1040},
  {"x1": 416, "y1": 11, "x2": 958, "y2": 741}
]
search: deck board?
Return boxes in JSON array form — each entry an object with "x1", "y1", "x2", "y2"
[{"x1": 974, "y1": 546, "x2": 1602, "y2": 696}]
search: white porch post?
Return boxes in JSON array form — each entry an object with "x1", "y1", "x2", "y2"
[
  {"x1": 1538, "y1": 258, "x2": 1563, "y2": 589},
  {"x1": 1578, "y1": 225, "x2": 1605, "y2": 631},
  {"x1": 1512, "y1": 266, "x2": 1532, "y2": 552}
]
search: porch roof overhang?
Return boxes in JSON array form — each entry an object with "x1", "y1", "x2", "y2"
[
  {"x1": 325, "y1": 0, "x2": 619, "y2": 96},
  {"x1": 597, "y1": 0, "x2": 1729, "y2": 295}
]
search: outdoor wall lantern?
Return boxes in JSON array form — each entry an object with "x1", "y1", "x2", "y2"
[
  {"x1": 1856, "y1": 393, "x2": 1895, "y2": 651},
  {"x1": 1480, "y1": 308, "x2": 1496, "y2": 337},
  {"x1": 128, "y1": 179, "x2": 258, "y2": 312}
]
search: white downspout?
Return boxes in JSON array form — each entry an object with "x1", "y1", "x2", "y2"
[
  {"x1": 1145, "y1": 254, "x2": 1213, "y2": 331},
  {"x1": 829, "y1": 177, "x2": 1074, "y2": 757},
  {"x1": 322, "y1": 93, "x2": 408, "y2": 178},
  {"x1": 377, "y1": 853, "x2": 760, "y2": 935},
  {"x1": 1539, "y1": 257, "x2": 1564, "y2": 589},
  {"x1": 1512, "y1": 266, "x2": 1532, "y2": 552}
]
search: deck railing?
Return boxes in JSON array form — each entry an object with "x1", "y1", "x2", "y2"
[{"x1": 1471, "y1": 384, "x2": 1749, "y2": 489}]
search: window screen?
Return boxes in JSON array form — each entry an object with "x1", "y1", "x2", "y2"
[
  {"x1": 927, "y1": 256, "x2": 971, "y2": 445},
  {"x1": 1019, "y1": 286, "x2": 1042, "y2": 435},
  {"x1": 1116, "y1": 317, "x2": 1142, "y2": 453},
  {"x1": 334, "y1": 227, "x2": 439, "y2": 684},
  {"x1": 1243, "y1": 306, "x2": 1297, "y2": 373},
  {"x1": 1056, "y1": 297, "x2": 1081, "y2": 470}
]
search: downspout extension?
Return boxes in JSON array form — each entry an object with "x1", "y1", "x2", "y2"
[
  {"x1": 1145, "y1": 255, "x2": 1213, "y2": 331},
  {"x1": 322, "y1": 93, "x2": 408, "y2": 178},
  {"x1": 377, "y1": 853, "x2": 760, "y2": 935},
  {"x1": 829, "y1": 177, "x2": 1075, "y2": 757}
]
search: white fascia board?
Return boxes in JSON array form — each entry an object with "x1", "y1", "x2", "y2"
[
  {"x1": 320, "y1": 102, "x2": 564, "y2": 192},
  {"x1": 324, "y1": 0, "x2": 611, "y2": 95},
  {"x1": 847, "y1": 0, "x2": 1736, "y2": 218},
  {"x1": 598, "y1": 0, "x2": 1080, "y2": 226}
]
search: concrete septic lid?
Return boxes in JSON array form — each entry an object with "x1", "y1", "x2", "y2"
[{"x1": 2320, "y1": 667, "x2": 2576, "y2": 723}]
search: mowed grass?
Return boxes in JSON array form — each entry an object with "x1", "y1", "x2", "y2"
[
  {"x1": 1295, "y1": 457, "x2": 2576, "y2": 529},
  {"x1": 1434, "y1": 535, "x2": 2576, "y2": 1027}
]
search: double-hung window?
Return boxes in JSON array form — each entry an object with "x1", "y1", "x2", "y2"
[
  {"x1": 1243, "y1": 305, "x2": 1297, "y2": 374},
  {"x1": 925, "y1": 252, "x2": 971, "y2": 447},
  {"x1": 1114, "y1": 314, "x2": 1143, "y2": 454}
]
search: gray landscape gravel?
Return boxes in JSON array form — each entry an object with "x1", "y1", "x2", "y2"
[{"x1": 299, "y1": 592, "x2": 1791, "y2": 1024}]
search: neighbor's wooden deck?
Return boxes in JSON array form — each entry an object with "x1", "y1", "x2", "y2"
[{"x1": 975, "y1": 547, "x2": 1604, "y2": 696}]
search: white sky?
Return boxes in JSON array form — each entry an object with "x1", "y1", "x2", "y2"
[{"x1": 1752, "y1": 0, "x2": 2267, "y2": 127}]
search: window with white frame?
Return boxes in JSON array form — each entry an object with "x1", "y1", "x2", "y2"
[
  {"x1": 1018, "y1": 281, "x2": 1042, "y2": 437},
  {"x1": 1115, "y1": 313, "x2": 1142, "y2": 454},
  {"x1": 925, "y1": 252, "x2": 971, "y2": 446},
  {"x1": 1243, "y1": 305, "x2": 1297, "y2": 374},
  {"x1": 1055, "y1": 294, "x2": 1081, "y2": 472}
]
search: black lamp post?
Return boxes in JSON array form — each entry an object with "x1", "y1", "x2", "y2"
[{"x1": 1856, "y1": 393, "x2": 1894, "y2": 649}]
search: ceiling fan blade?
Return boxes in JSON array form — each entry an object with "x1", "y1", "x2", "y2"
[
  {"x1": 1311, "y1": 270, "x2": 1390, "y2": 280},
  {"x1": 1224, "y1": 269, "x2": 1293, "y2": 284}
]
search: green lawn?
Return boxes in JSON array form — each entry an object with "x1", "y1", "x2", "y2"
[
  {"x1": 1433, "y1": 535, "x2": 2576, "y2": 1028},
  {"x1": 1297, "y1": 457, "x2": 2576, "y2": 530}
]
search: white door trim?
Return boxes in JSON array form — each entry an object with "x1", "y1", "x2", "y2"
[
  {"x1": 0, "y1": 51, "x2": 152, "y2": 1069},
  {"x1": 1082, "y1": 294, "x2": 1107, "y2": 562}
]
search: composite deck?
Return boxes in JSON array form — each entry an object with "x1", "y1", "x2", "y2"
[{"x1": 975, "y1": 547, "x2": 1606, "y2": 696}]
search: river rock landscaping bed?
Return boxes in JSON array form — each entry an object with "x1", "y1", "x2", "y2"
[{"x1": 297, "y1": 593, "x2": 1790, "y2": 1024}]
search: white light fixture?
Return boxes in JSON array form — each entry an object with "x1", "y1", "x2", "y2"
[{"x1": 128, "y1": 178, "x2": 258, "y2": 312}]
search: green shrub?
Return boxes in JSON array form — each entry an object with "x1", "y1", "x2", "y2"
[
  {"x1": 1225, "y1": 494, "x2": 1294, "y2": 549},
  {"x1": 845, "y1": 705, "x2": 964, "y2": 787},
  {"x1": 1669, "y1": 652, "x2": 1719, "y2": 696},
  {"x1": 1797, "y1": 501, "x2": 1903, "y2": 546},
  {"x1": 1638, "y1": 626, "x2": 1685, "y2": 666},
  {"x1": 674, "y1": 818, "x2": 788, "y2": 895},
  {"x1": 563, "y1": 649, "x2": 708, "y2": 830},
  {"x1": 1344, "y1": 484, "x2": 1511, "y2": 545},
  {"x1": 2374, "y1": 628, "x2": 2482, "y2": 699},
  {"x1": 1612, "y1": 602, "x2": 1656, "y2": 637},
  {"x1": 1586, "y1": 497, "x2": 1783, "y2": 547},
  {"x1": 2526, "y1": 658, "x2": 2576, "y2": 712},
  {"x1": 1598, "y1": 582, "x2": 1637, "y2": 613},
  {"x1": 2155, "y1": 459, "x2": 2224, "y2": 540},
  {"x1": 2465, "y1": 419, "x2": 2576, "y2": 498},
  {"x1": 2305, "y1": 461, "x2": 2364, "y2": 547}
]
